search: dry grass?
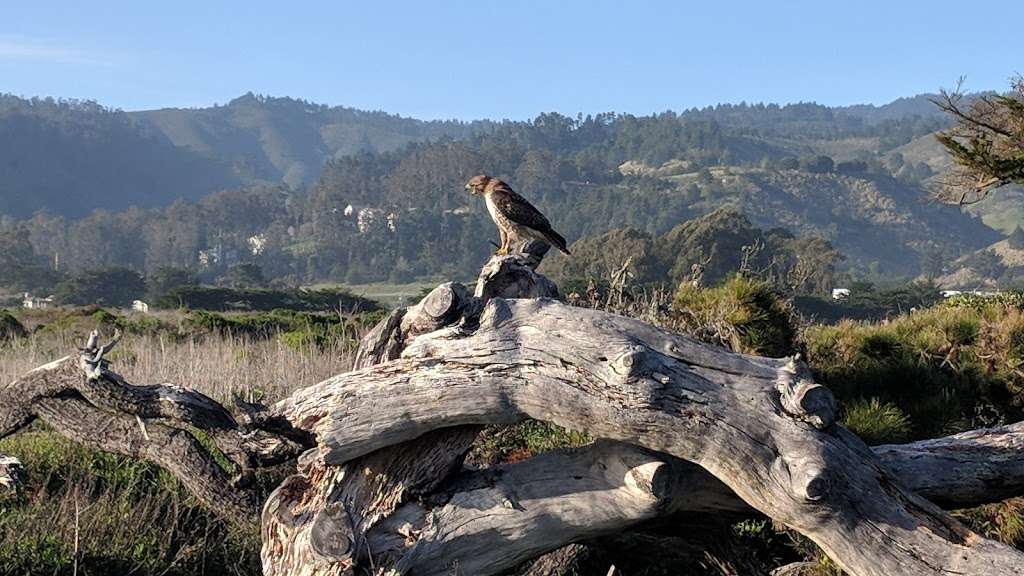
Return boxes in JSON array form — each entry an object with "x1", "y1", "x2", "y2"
[
  {"x1": 0, "y1": 311, "x2": 368, "y2": 575},
  {"x1": 0, "y1": 323, "x2": 360, "y2": 404}
]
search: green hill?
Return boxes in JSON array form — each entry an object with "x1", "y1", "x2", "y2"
[
  {"x1": 0, "y1": 95, "x2": 241, "y2": 218},
  {"x1": 130, "y1": 93, "x2": 491, "y2": 188}
]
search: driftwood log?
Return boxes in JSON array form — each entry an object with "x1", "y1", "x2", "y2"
[{"x1": 2, "y1": 244, "x2": 1024, "y2": 576}]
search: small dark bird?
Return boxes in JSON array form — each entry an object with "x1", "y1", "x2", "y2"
[{"x1": 465, "y1": 175, "x2": 570, "y2": 255}]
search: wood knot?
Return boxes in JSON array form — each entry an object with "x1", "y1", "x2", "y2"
[
  {"x1": 777, "y1": 356, "x2": 836, "y2": 429},
  {"x1": 310, "y1": 502, "x2": 353, "y2": 561},
  {"x1": 793, "y1": 466, "x2": 832, "y2": 502},
  {"x1": 612, "y1": 346, "x2": 648, "y2": 375}
]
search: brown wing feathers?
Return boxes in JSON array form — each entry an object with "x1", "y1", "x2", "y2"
[{"x1": 486, "y1": 179, "x2": 570, "y2": 254}]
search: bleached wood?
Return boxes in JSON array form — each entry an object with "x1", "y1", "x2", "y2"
[{"x1": 269, "y1": 296, "x2": 1024, "y2": 576}]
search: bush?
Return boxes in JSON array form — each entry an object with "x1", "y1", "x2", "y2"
[
  {"x1": 54, "y1": 267, "x2": 146, "y2": 307},
  {"x1": 185, "y1": 309, "x2": 377, "y2": 351},
  {"x1": 0, "y1": 310, "x2": 26, "y2": 341},
  {"x1": 804, "y1": 301, "x2": 1024, "y2": 439},
  {"x1": 841, "y1": 398, "x2": 912, "y2": 445},
  {"x1": 673, "y1": 276, "x2": 796, "y2": 357},
  {"x1": 157, "y1": 286, "x2": 379, "y2": 313},
  {"x1": 469, "y1": 421, "x2": 590, "y2": 466}
]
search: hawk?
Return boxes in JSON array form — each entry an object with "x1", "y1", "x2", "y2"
[{"x1": 465, "y1": 175, "x2": 571, "y2": 255}]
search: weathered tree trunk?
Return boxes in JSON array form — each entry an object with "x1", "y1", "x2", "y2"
[{"x1": 3, "y1": 247, "x2": 1024, "y2": 576}]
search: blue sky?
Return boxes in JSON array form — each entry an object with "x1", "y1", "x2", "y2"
[{"x1": 1, "y1": 1, "x2": 1020, "y2": 120}]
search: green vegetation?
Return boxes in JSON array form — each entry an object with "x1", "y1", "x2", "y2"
[
  {"x1": 805, "y1": 298, "x2": 1024, "y2": 438},
  {"x1": 54, "y1": 267, "x2": 147, "y2": 307},
  {"x1": 793, "y1": 280, "x2": 941, "y2": 323},
  {"x1": 673, "y1": 276, "x2": 796, "y2": 357},
  {"x1": 0, "y1": 431, "x2": 262, "y2": 576},
  {"x1": 157, "y1": 286, "x2": 378, "y2": 313},
  {"x1": 544, "y1": 208, "x2": 842, "y2": 297},
  {"x1": 469, "y1": 421, "x2": 591, "y2": 466},
  {"x1": 935, "y1": 77, "x2": 1024, "y2": 204},
  {"x1": 840, "y1": 398, "x2": 913, "y2": 445},
  {"x1": 0, "y1": 304, "x2": 370, "y2": 575}
]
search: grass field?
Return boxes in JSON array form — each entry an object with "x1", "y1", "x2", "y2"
[{"x1": 0, "y1": 308, "x2": 366, "y2": 576}]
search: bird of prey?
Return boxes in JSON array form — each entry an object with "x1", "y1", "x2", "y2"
[{"x1": 465, "y1": 175, "x2": 570, "y2": 255}]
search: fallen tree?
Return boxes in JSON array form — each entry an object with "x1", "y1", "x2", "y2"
[{"x1": 2, "y1": 244, "x2": 1024, "y2": 576}]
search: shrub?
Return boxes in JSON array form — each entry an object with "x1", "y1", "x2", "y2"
[
  {"x1": 469, "y1": 421, "x2": 590, "y2": 466},
  {"x1": 956, "y1": 498, "x2": 1024, "y2": 547},
  {"x1": 673, "y1": 276, "x2": 796, "y2": 357},
  {"x1": 0, "y1": 310, "x2": 26, "y2": 341},
  {"x1": 186, "y1": 309, "x2": 375, "y2": 351},
  {"x1": 804, "y1": 300, "x2": 1024, "y2": 439},
  {"x1": 841, "y1": 398, "x2": 912, "y2": 445},
  {"x1": 54, "y1": 267, "x2": 146, "y2": 307},
  {"x1": 158, "y1": 286, "x2": 378, "y2": 313}
]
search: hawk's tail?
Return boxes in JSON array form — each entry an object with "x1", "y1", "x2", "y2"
[{"x1": 544, "y1": 230, "x2": 571, "y2": 255}]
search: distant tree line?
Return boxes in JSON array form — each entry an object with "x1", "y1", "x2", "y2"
[{"x1": 0, "y1": 98, "x2": 977, "y2": 296}]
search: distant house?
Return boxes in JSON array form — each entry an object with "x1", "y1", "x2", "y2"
[
  {"x1": 831, "y1": 288, "x2": 851, "y2": 300},
  {"x1": 444, "y1": 206, "x2": 472, "y2": 216},
  {"x1": 941, "y1": 290, "x2": 999, "y2": 299},
  {"x1": 357, "y1": 207, "x2": 385, "y2": 234},
  {"x1": 198, "y1": 244, "x2": 241, "y2": 269},
  {"x1": 131, "y1": 300, "x2": 150, "y2": 314},
  {"x1": 22, "y1": 293, "x2": 54, "y2": 309},
  {"x1": 248, "y1": 234, "x2": 268, "y2": 256}
]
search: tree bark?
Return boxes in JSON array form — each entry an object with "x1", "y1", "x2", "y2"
[
  {"x1": 3, "y1": 249, "x2": 1024, "y2": 576},
  {"x1": 266, "y1": 294, "x2": 1024, "y2": 576}
]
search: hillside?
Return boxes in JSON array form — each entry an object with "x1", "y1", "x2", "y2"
[
  {"x1": 130, "y1": 93, "x2": 491, "y2": 187},
  {"x1": 934, "y1": 227, "x2": 1024, "y2": 289},
  {"x1": 0, "y1": 95, "x2": 241, "y2": 218},
  {"x1": 716, "y1": 168, "x2": 998, "y2": 273},
  {"x1": 541, "y1": 207, "x2": 841, "y2": 294},
  {"x1": 0, "y1": 91, "x2": 1013, "y2": 288},
  {"x1": 612, "y1": 164, "x2": 998, "y2": 276}
]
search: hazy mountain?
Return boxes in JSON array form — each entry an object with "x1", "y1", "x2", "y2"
[
  {"x1": 129, "y1": 93, "x2": 492, "y2": 188},
  {"x1": 0, "y1": 95, "x2": 241, "y2": 218}
]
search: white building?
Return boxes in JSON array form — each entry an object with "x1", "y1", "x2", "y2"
[
  {"x1": 248, "y1": 234, "x2": 267, "y2": 256},
  {"x1": 131, "y1": 300, "x2": 150, "y2": 314},
  {"x1": 22, "y1": 293, "x2": 54, "y2": 309},
  {"x1": 831, "y1": 288, "x2": 851, "y2": 300}
]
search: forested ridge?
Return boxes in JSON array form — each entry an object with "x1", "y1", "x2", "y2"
[{"x1": 0, "y1": 90, "x2": 1015, "y2": 295}]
